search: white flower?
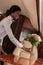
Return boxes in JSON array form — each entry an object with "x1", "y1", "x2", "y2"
[{"x1": 31, "y1": 34, "x2": 42, "y2": 42}]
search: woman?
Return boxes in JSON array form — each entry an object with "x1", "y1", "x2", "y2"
[{"x1": 0, "y1": 5, "x2": 37, "y2": 54}]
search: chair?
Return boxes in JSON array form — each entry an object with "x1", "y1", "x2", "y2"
[
  {"x1": 38, "y1": 41, "x2": 43, "y2": 59},
  {"x1": 0, "y1": 13, "x2": 6, "y2": 21}
]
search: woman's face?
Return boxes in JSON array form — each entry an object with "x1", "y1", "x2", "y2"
[{"x1": 11, "y1": 11, "x2": 21, "y2": 20}]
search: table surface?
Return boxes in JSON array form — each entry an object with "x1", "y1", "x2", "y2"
[{"x1": 0, "y1": 54, "x2": 43, "y2": 65}]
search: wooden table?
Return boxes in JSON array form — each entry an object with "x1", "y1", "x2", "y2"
[{"x1": 0, "y1": 54, "x2": 43, "y2": 65}]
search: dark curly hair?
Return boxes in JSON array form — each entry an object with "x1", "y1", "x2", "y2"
[{"x1": 6, "y1": 5, "x2": 21, "y2": 16}]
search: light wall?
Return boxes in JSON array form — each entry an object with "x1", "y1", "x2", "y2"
[
  {"x1": 0, "y1": 0, "x2": 38, "y2": 30},
  {"x1": 41, "y1": 0, "x2": 43, "y2": 36}
]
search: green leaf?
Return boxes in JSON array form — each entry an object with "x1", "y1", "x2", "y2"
[{"x1": 26, "y1": 36, "x2": 40, "y2": 47}]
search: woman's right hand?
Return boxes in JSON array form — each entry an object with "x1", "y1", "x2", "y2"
[{"x1": 22, "y1": 46, "x2": 32, "y2": 53}]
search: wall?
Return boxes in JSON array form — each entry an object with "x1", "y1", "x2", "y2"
[
  {"x1": 41, "y1": 0, "x2": 43, "y2": 36},
  {"x1": 0, "y1": 0, "x2": 38, "y2": 30}
]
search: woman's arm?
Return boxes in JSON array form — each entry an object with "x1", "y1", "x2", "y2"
[{"x1": 2, "y1": 17, "x2": 23, "y2": 48}]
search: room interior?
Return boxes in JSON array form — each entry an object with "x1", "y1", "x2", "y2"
[{"x1": 0, "y1": 0, "x2": 43, "y2": 65}]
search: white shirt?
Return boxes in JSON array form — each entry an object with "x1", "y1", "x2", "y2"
[{"x1": 0, "y1": 15, "x2": 23, "y2": 48}]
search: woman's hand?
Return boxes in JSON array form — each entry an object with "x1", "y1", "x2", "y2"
[
  {"x1": 0, "y1": 45, "x2": 7, "y2": 55},
  {"x1": 22, "y1": 46, "x2": 32, "y2": 53}
]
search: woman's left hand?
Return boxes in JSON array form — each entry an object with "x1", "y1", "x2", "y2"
[{"x1": 0, "y1": 45, "x2": 7, "y2": 55}]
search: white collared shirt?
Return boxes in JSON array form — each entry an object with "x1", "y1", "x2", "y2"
[{"x1": 0, "y1": 15, "x2": 23, "y2": 48}]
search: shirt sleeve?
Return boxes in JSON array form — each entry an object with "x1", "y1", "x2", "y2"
[{"x1": 2, "y1": 18, "x2": 23, "y2": 48}]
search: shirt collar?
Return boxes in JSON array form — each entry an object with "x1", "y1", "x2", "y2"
[{"x1": 7, "y1": 15, "x2": 13, "y2": 21}]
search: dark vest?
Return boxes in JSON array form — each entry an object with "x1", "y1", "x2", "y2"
[{"x1": 2, "y1": 15, "x2": 25, "y2": 54}]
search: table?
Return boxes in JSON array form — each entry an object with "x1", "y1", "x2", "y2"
[{"x1": 0, "y1": 54, "x2": 43, "y2": 65}]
